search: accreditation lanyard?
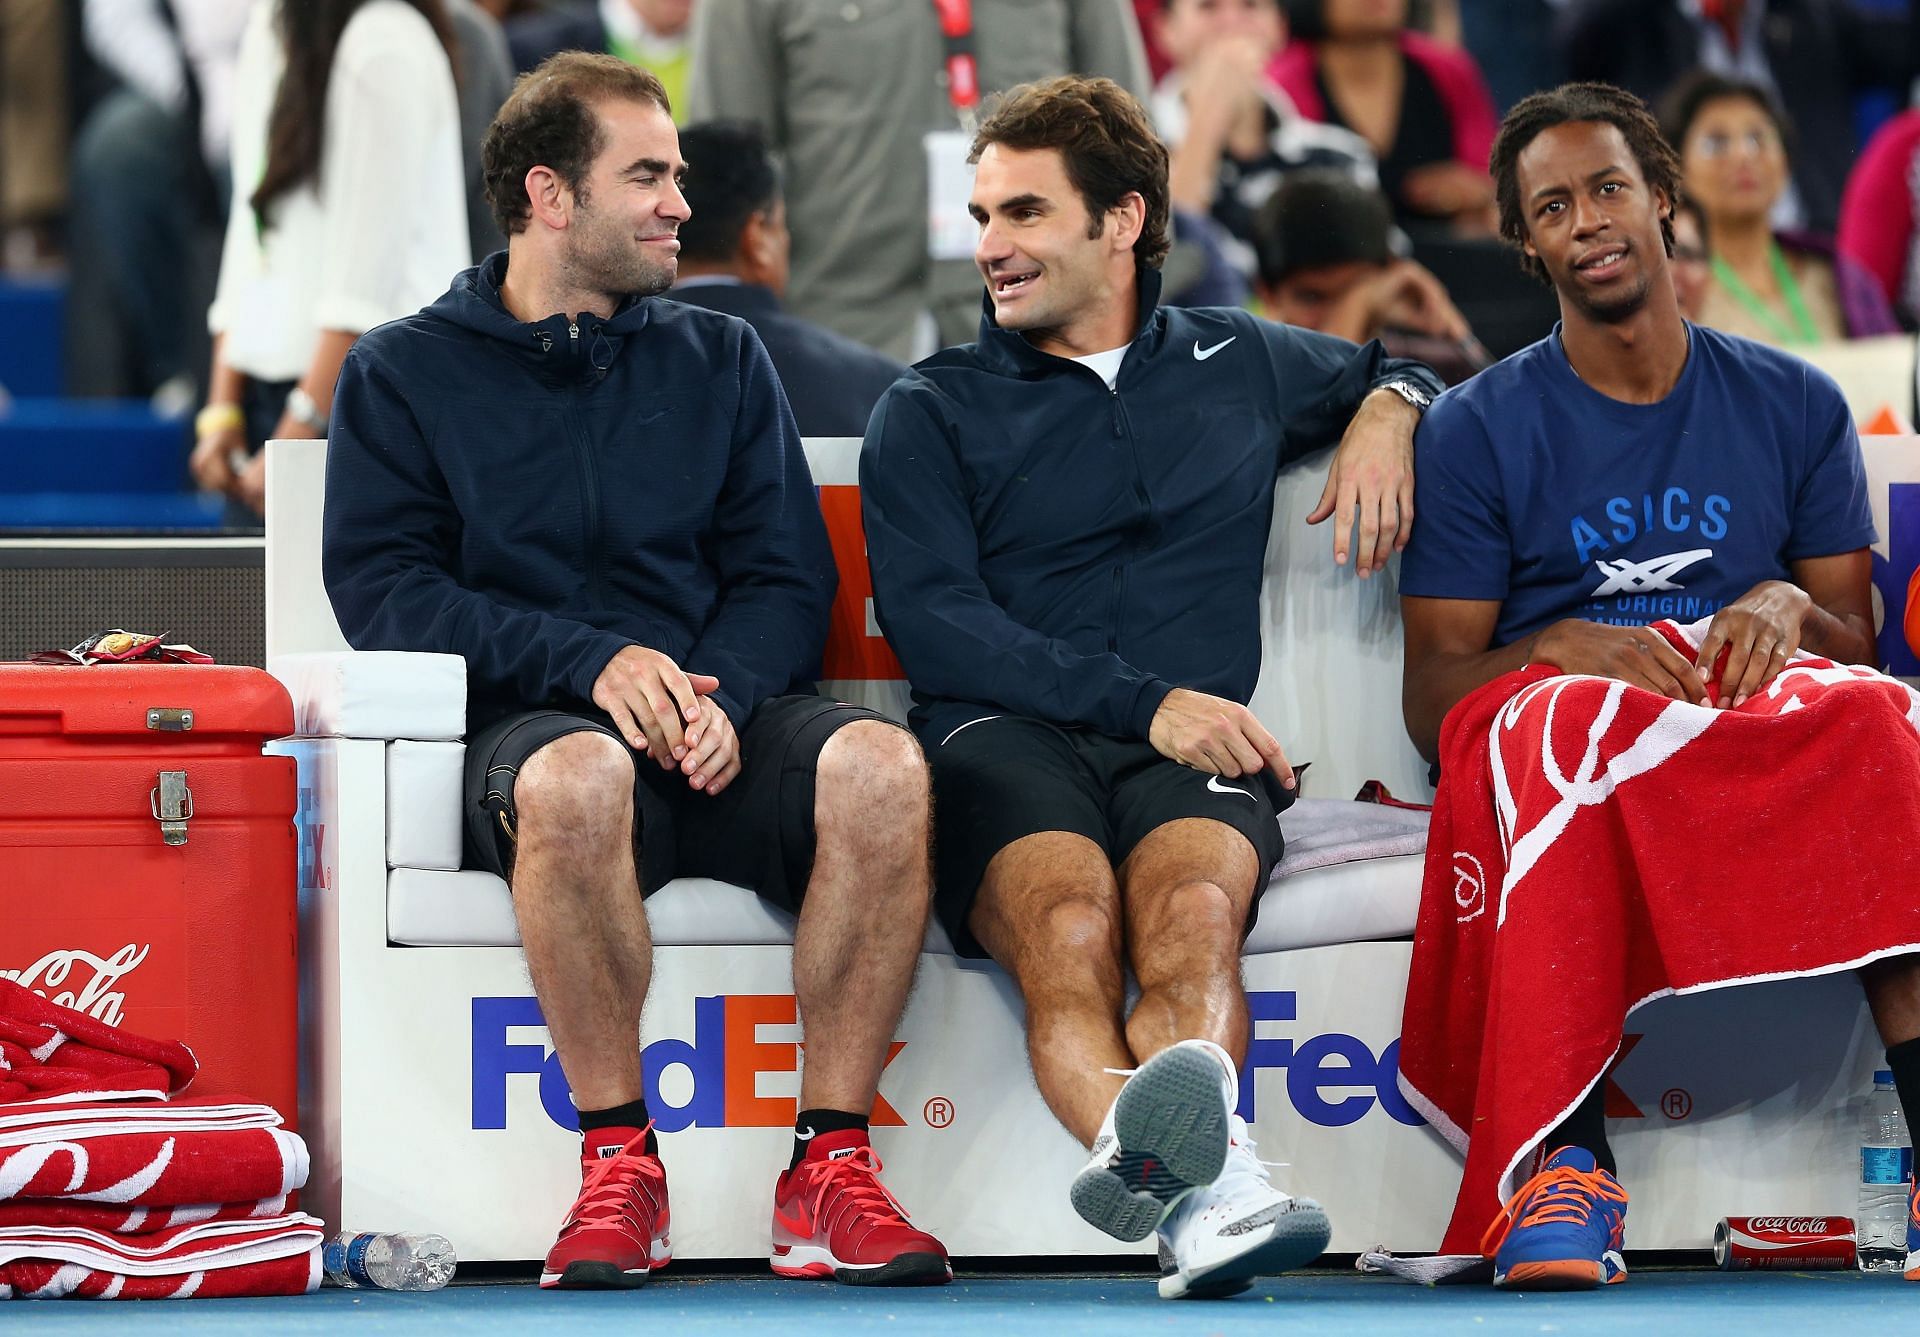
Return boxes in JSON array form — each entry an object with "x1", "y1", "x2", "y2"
[
  {"x1": 931, "y1": 0, "x2": 981, "y2": 126},
  {"x1": 1711, "y1": 243, "x2": 1822, "y2": 345}
]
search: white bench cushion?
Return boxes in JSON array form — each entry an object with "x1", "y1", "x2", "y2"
[
  {"x1": 385, "y1": 798, "x2": 1428, "y2": 954},
  {"x1": 271, "y1": 650, "x2": 466, "y2": 740},
  {"x1": 386, "y1": 869, "x2": 959, "y2": 952},
  {"x1": 387, "y1": 740, "x2": 465, "y2": 871}
]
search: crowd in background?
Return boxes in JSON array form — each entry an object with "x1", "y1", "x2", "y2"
[{"x1": 0, "y1": 0, "x2": 1913, "y2": 519}]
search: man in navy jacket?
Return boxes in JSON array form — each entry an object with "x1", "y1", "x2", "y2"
[
  {"x1": 862, "y1": 75, "x2": 1442, "y2": 1300},
  {"x1": 324, "y1": 53, "x2": 949, "y2": 1293}
]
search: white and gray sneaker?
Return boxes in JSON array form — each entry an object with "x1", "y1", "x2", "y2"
[
  {"x1": 1155, "y1": 1115, "x2": 1331, "y2": 1298},
  {"x1": 1069, "y1": 1039, "x2": 1237, "y2": 1243}
]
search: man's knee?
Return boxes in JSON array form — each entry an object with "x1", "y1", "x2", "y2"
[
  {"x1": 1131, "y1": 880, "x2": 1242, "y2": 981},
  {"x1": 816, "y1": 720, "x2": 928, "y2": 812},
  {"x1": 514, "y1": 730, "x2": 634, "y2": 843},
  {"x1": 1035, "y1": 893, "x2": 1123, "y2": 960}
]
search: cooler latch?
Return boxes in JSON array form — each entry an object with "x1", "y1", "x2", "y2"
[
  {"x1": 150, "y1": 771, "x2": 193, "y2": 846},
  {"x1": 146, "y1": 708, "x2": 194, "y2": 732}
]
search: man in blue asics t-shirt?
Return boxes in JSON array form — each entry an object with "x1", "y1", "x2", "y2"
[{"x1": 1398, "y1": 81, "x2": 1920, "y2": 1293}]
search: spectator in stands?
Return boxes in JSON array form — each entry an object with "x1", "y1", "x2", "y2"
[
  {"x1": 446, "y1": 0, "x2": 519, "y2": 263},
  {"x1": 1458, "y1": 0, "x2": 1562, "y2": 115},
  {"x1": 1839, "y1": 109, "x2": 1920, "y2": 330},
  {"x1": 509, "y1": 0, "x2": 694, "y2": 116},
  {"x1": 670, "y1": 121, "x2": 906, "y2": 437},
  {"x1": 75, "y1": 0, "x2": 507, "y2": 411},
  {"x1": 862, "y1": 74, "x2": 1441, "y2": 1299},
  {"x1": 1669, "y1": 192, "x2": 1710, "y2": 322},
  {"x1": 689, "y1": 0, "x2": 1150, "y2": 361},
  {"x1": 1252, "y1": 169, "x2": 1488, "y2": 383},
  {"x1": 0, "y1": 0, "x2": 68, "y2": 273},
  {"x1": 1555, "y1": 0, "x2": 1911, "y2": 234},
  {"x1": 71, "y1": 0, "x2": 251, "y2": 408},
  {"x1": 189, "y1": 0, "x2": 470, "y2": 521},
  {"x1": 1662, "y1": 73, "x2": 1896, "y2": 346},
  {"x1": 1398, "y1": 82, "x2": 1920, "y2": 1290},
  {"x1": 1152, "y1": 0, "x2": 1374, "y2": 278},
  {"x1": 1267, "y1": 0, "x2": 1498, "y2": 233},
  {"x1": 324, "y1": 52, "x2": 952, "y2": 1291}
]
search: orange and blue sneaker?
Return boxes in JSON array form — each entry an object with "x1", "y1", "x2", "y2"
[
  {"x1": 1904, "y1": 1178, "x2": 1920, "y2": 1280},
  {"x1": 1481, "y1": 1146, "x2": 1628, "y2": 1290},
  {"x1": 769, "y1": 1131, "x2": 952, "y2": 1286}
]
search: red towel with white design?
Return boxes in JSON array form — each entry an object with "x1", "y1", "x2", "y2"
[
  {"x1": 0, "y1": 979, "x2": 195, "y2": 1104},
  {"x1": 0, "y1": 1249, "x2": 320, "y2": 1300},
  {"x1": 1399, "y1": 619, "x2": 1920, "y2": 1254},
  {"x1": 0, "y1": 1196, "x2": 288, "y2": 1233},
  {"x1": 0, "y1": 1102, "x2": 307, "y2": 1207}
]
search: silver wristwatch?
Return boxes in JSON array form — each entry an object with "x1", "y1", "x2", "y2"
[
  {"x1": 285, "y1": 385, "x2": 328, "y2": 433},
  {"x1": 1378, "y1": 379, "x2": 1433, "y2": 413}
]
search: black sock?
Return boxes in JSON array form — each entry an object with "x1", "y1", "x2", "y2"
[
  {"x1": 792, "y1": 1108, "x2": 869, "y2": 1168},
  {"x1": 578, "y1": 1098, "x2": 658, "y2": 1155},
  {"x1": 1546, "y1": 1085, "x2": 1616, "y2": 1177},
  {"x1": 1886, "y1": 1037, "x2": 1920, "y2": 1135}
]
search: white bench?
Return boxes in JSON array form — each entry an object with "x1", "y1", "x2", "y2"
[{"x1": 267, "y1": 435, "x2": 1917, "y2": 1263}]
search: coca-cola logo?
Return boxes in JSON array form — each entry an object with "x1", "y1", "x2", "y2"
[
  {"x1": 1746, "y1": 1217, "x2": 1835, "y2": 1234},
  {"x1": 0, "y1": 945, "x2": 148, "y2": 1027}
]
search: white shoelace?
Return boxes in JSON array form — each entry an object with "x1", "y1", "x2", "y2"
[{"x1": 1208, "y1": 1125, "x2": 1292, "y2": 1213}]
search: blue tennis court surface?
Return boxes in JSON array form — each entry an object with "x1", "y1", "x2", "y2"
[{"x1": 1, "y1": 1269, "x2": 1913, "y2": 1335}]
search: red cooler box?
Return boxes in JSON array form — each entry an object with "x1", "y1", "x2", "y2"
[{"x1": 0, "y1": 664, "x2": 298, "y2": 1121}]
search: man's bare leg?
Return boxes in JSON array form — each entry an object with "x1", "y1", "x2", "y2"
[
  {"x1": 792, "y1": 721, "x2": 933, "y2": 1112},
  {"x1": 509, "y1": 731, "x2": 651, "y2": 1111},
  {"x1": 1118, "y1": 818, "x2": 1330, "y2": 1292},
  {"x1": 1861, "y1": 956, "x2": 1920, "y2": 1169},
  {"x1": 969, "y1": 832, "x2": 1130, "y2": 1147},
  {"x1": 778, "y1": 721, "x2": 950, "y2": 1287},
  {"x1": 1119, "y1": 818, "x2": 1261, "y2": 1068},
  {"x1": 1863, "y1": 955, "x2": 1920, "y2": 1047}
]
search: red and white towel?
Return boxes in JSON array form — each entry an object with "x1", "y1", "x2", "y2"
[
  {"x1": 0, "y1": 1250, "x2": 320, "y2": 1300},
  {"x1": 0, "y1": 979, "x2": 196, "y2": 1104},
  {"x1": 0, "y1": 1104, "x2": 308, "y2": 1208},
  {"x1": 0, "y1": 982, "x2": 323, "y2": 1299},
  {"x1": 1398, "y1": 619, "x2": 1920, "y2": 1256},
  {"x1": 0, "y1": 1197, "x2": 289, "y2": 1233}
]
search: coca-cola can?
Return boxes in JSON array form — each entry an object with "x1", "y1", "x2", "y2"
[{"x1": 1714, "y1": 1217, "x2": 1858, "y2": 1270}]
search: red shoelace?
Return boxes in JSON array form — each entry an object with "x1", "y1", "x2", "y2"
[
  {"x1": 566, "y1": 1128, "x2": 665, "y2": 1235},
  {"x1": 786, "y1": 1146, "x2": 913, "y2": 1236}
]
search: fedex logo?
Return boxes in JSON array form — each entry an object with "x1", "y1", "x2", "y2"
[
  {"x1": 817, "y1": 485, "x2": 904, "y2": 682},
  {"x1": 472, "y1": 994, "x2": 905, "y2": 1134},
  {"x1": 1237, "y1": 990, "x2": 1423, "y2": 1128}
]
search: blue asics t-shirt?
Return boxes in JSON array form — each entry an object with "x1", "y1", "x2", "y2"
[{"x1": 1400, "y1": 324, "x2": 1876, "y2": 648}]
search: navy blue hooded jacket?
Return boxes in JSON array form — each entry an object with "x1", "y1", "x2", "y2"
[
  {"x1": 860, "y1": 271, "x2": 1443, "y2": 750},
  {"x1": 323, "y1": 253, "x2": 836, "y2": 728}
]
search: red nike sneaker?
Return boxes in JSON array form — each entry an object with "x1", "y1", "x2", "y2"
[
  {"x1": 769, "y1": 1131, "x2": 951, "y2": 1286},
  {"x1": 540, "y1": 1129, "x2": 671, "y2": 1289}
]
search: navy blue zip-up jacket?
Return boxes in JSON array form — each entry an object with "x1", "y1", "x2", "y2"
[
  {"x1": 860, "y1": 271, "x2": 1443, "y2": 750},
  {"x1": 323, "y1": 253, "x2": 836, "y2": 728}
]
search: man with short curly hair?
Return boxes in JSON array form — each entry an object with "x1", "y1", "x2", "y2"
[
  {"x1": 1399, "y1": 82, "x2": 1920, "y2": 1289},
  {"x1": 862, "y1": 74, "x2": 1443, "y2": 1300}
]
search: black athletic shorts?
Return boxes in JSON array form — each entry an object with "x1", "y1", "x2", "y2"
[
  {"x1": 928, "y1": 715, "x2": 1293, "y2": 958},
  {"x1": 463, "y1": 693, "x2": 896, "y2": 914}
]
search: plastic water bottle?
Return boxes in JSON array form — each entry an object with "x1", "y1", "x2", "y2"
[
  {"x1": 1857, "y1": 1070, "x2": 1912, "y2": 1273},
  {"x1": 323, "y1": 1231, "x2": 457, "y2": 1290}
]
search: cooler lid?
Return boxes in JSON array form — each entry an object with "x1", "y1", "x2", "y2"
[{"x1": 0, "y1": 665, "x2": 294, "y2": 739}]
